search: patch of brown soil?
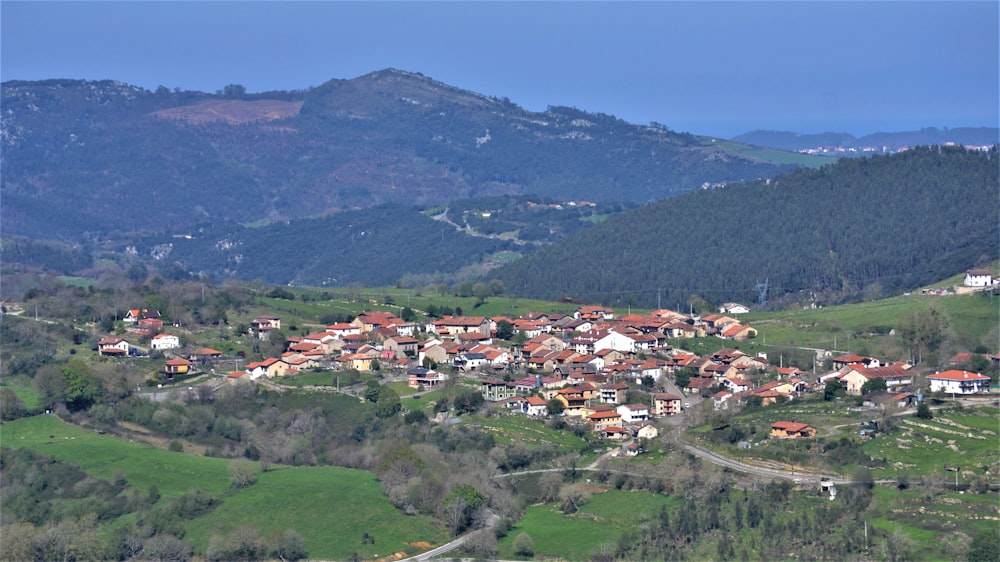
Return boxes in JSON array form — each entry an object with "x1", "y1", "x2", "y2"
[{"x1": 152, "y1": 99, "x2": 303, "y2": 125}]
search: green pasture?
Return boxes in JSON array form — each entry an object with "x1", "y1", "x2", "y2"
[
  {"x1": 862, "y1": 407, "x2": 1000, "y2": 476},
  {"x1": 497, "y1": 489, "x2": 679, "y2": 560},
  {"x1": 868, "y1": 487, "x2": 998, "y2": 557},
  {"x1": 469, "y1": 415, "x2": 589, "y2": 454},
  {"x1": 1, "y1": 377, "x2": 41, "y2": 410},
  {"x1": 745, "y1": 291, "x2": 999, "y2": 353},
  {"x1": 184, "y1": 466, "x2": 447, "y2": 560},
  {"x1": 1, "y1": 415, "x2": 231, "y2": 497},
  {"x1": 2, "y1": 416, "x2": 447, "y2": 560}
]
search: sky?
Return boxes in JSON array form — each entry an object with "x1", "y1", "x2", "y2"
[{"x1": 2, "y1": 1, "x2": 997, "y2": 138}]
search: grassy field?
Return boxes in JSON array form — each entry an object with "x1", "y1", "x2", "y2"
[
  {"x1": 0, "y1": 375, "x2": 41, "y2": 410},
  {"x1": 862, "y1": 406, "x2": 1000, "y2": 477},
  {"x1": 184, "y1": 466, "x2": 447, "y2": 560},
  {"x1": 2, "y1": 415, "x2": 231, "y2": 497},
  {"x1": 743, "y1": 290, "x2": 999, "y2": 354},
  {"x1": 496, "y1": 489, "x2": 680, "y2": 560},
  {"x1": 1, "y1": 416, "x2": 448, "y2": 560},
  {"x1": 467, "y1": 414, "x2": 590, "y2": 455}
]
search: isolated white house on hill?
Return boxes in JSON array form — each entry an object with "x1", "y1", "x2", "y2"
[{"x1": 964, "y1": 269, "x2": 998, "y2": 287}]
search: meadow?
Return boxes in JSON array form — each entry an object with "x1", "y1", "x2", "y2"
[
  {"x1": 496, "y1": 489, "x2": 681, "y2": 560},
  {"x1": 1, "y1": 416, "x2": 447, "y2": 560}
]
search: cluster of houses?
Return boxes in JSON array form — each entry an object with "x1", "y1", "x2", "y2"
[{"x1": 102, "y1": 302, "x2": 993, "y2": 422}]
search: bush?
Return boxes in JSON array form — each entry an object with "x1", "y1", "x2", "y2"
[{"x1": 514, "y1": 532, "x2": 535, "y2": 557}]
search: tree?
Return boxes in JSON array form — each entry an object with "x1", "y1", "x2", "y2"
[
  {"x1": 823, "y1": 380, "x2": 843, "y2": 401},
  {"x1": 860, "y1": 376, "x2": 887, "y2": 395},
  {"x1": 967, "y1": 528, "x2": 1000, "y2": 562},
  {"x1": 0, "y1": 389, "x2": 27, "y2": 420},
  {"x1": 228, "y1": 458, "x2": 258, "y2": 488},
  {"x1": 270, "y1": 529, "x2": 307, "y2": 562},
  {"x1": 443, "y1": 484, "x2": 487, "y2": 535},
  {"x1": 513, "y1": 532, "x2": 535, "y2": 557},
  {"x1": 472, "y1": 282, "x2": 491, "y2": 305},
  {"x1": 222, "y1": 83, "x2": 247, "y2": 98},
  {"x1": 916, "y1": 400, "x2": 933, "y2": 420},
  {"x1": 495, "y1": 319, "x2": 515, "y2": 340},
  {"x1": 546, "y1": 398, "x2": 564, "y2": 416},
  {"x1": 674, "y1": 367, "x2": 694, "y2": 389},
  {"x1": 488, "y1": 279, "x2": 505, "y2": 296},
  {"x1": 376, "y1": 386, "x2": 401, "y2": 418}
]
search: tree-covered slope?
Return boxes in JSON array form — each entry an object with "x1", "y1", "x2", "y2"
[
  {"x1": 2, "y1": 70, "x2": 811, "y2": 241},
  {"x1": 135, "y1": 205, "x2": 513, "y2": 287},
  {"x1": 490, "y1": 146, "x2": 999, "y2": 308}
]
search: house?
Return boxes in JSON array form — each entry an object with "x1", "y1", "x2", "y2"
[
  {"x1": 634, "y1": 423, "x2": 659, "y2": 440},
  {"x1": 718, "y1": 302, "x2": 751, "y2": 314},
  {"x1": 863, "y1": 391, "x2": 919, "y2": 409},
  {"x1": 587, "y1": 410, "x2": 624, "y2": 431},
  {"x1": 770, "y1": 421, "x2": 816, "y2": 439},
  {"x1": 384, "y1": 336, "x2": 420, "y2": 358},
  {"x1": 326, "y1": 322, "x2": 361, "y2": 339},
  {"x1": 599, "y1": 382, "x2": 629, "y2": 404},
  {"x1": 352, "y1": 311, "x2": 402, "y2": 333},
  {"x1": 407, "y1": 367, "x2": 447, "y2": 389},
  {"x1": 652, "y1": 393, "x2": 682, "y2": 416},
  {"x1": 723, "y1": 377, "x2": 750, "y2": 393},
  {"x1": 600, "y1": 426, "x2": 631, "y2": 440},
  {"x1": 431, "y1": 316, "x2": 492, "y2": 337},
  {"x1": 124, "y1": 308, "x2": 160, "y2": 324},
  {"x1": 620, "y1": 441, "x2": 643, "y2": 457},
  {"x1": 521, "y1": 396, "x2": 549, "y2": 416},
  {"x1": 98, "y1": 337, "x2": 131, "y2": 356},
  {"x1": 150, "y1": 333, "x2": 180, "y2": 351},
  {"x1": 136, "y1": 317, "x2": 163, "y2": 336},
  {"x1": 454, "y1": 352, "x2": 488, "y2": 371},
  {"x1": 720, "y1": 324, "x2": 758, "y2": 341},
  {"x1": 713, "y1": 390, "x2": 734, "y2": 410},
  {"x1": 575, "y1": 305, "x2": 615, "y2": 321},
  {"x1": 617, "y1": 403, "x2": 650, "y2": 423},
  {"x1": 555, "y1": 384, "x2": 598, "y2": 416},
  {"x1": 250, "y1": 315, "x2": 281, "y2": 339},
  {"x1": 927, "y1": 370, "x2": 991, "y2": 395},
  {"x1": 963, "y1": 269, "x2": 998, "y2": 287},
  {"x1": 481, "y1": 379, "x2": 517, "y2": 402},
  {"x1": 837, "y1": 364, "x2": 912, "y2": 396},
  {"x1": 163, "y1": 358, "x2": 192, "y2": 377},
  {"x1": 244, "y1": 361, "x2": 269, "y2": 380},
  {"x1": 831, "y1": 354, "x2": 881, "y2": 370},
  {"x1": 338, "y1": 353, "x2": 375, "y2": 371}
]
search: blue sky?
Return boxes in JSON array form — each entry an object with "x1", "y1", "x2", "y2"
[{"x1": 2, "y1": 1, "x2": 997, "y2": 138}]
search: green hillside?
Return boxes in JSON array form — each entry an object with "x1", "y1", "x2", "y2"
[{"x1": 491, "y1": 146, "x2": 999, "y2": 309}]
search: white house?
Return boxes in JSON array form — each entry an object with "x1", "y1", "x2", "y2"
[
  {"x1": 927, "y1": 370, "x2": 991, "y2": 395},
  {"x1": 719, "y1": 302, "x2": 751, "y2": 314},
  {"x1": 964, "y1": 269, "x2": 998, "y2": 288},
  {"x1": 454, "y1": 352, "x2": 488, "y2": 371},
  {"x1": 594, "y1": 331, "x2": 638, "y2": 354},
  {"x1": 97, "y1": 337, "x2": 131, "y2": 356},
  {"x1": 521, "y1": 396, "x2": 549, "y2": 416},
  {"x1": 150, "y1": 333, "x2": 180, "y2": 351},
  {"x1": 617, "y1": 404, "x2": 650, "y2": 423}
]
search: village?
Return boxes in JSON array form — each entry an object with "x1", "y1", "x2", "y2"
[{"x1": 96, "y1": 280, "x2": 996, "y2": 458}]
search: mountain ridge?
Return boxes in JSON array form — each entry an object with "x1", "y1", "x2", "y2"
[{"x1": 1, "y1": 69, "x2": 813, "y2": 240}]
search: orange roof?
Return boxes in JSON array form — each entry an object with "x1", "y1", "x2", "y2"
[
  {"x1": 772, "y1": 421, "x2": 813, "y2": 432},
  {"x1": 929, "y1": 369, "x2": 989, "y2": 381}
]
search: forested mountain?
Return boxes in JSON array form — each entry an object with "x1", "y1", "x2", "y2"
[
  {"x1": 490, "y1": 146, "x2": 999, "y2": 309},
  {"x1": 1, "y1": 70, "x2": 812, "y2": 241},
  {"x1": 732, "y1": 127, "x2": 999, "y2": 153},
  {"x1": 133, "y1": 206, "x2": 513, "y2": 287}
]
